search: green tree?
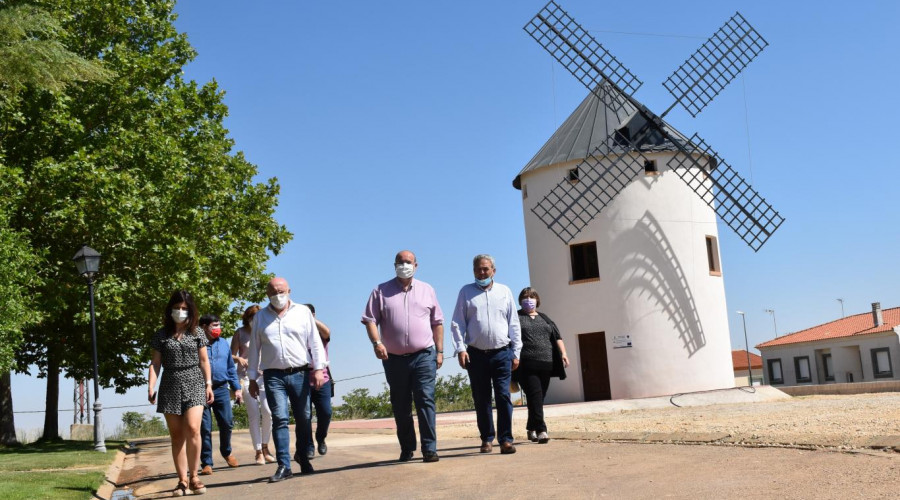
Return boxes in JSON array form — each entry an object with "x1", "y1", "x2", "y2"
[
  {"x1": 0, "y1": 3, "x2": 113, "y2": 445},
  {"x1": 1, "y1": 0, "x2": 291, "y2": 440}
]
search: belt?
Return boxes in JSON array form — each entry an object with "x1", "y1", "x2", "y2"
[
  {"x1": 467, "y1": 344, "x2": 509, "y2": 355},
  {"x1": 388, "y1": 346, "x2": 433, "y2": 358},
  {"x1": 265, "y1": 365, "x2": 310, "y2": 374}
]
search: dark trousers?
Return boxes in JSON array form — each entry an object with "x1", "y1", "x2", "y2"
[
  {"x1": 264, "y1": 368, "x2": 311, "y2": 470},
  {"x1": 518, "y1": 366, "x2": 551, "y2": 433},
  {"x1": 200, "y1": 384, "x2": 233, "y2": 467},
  {"x1": 466, "y1": 345, "x2": 513, "y2": 445},
  {"x1": 302, "y1": 383, "x2": 333, "y2": 454},
  {"x1": 383, "y1": 346, "x2": 438, "y2": 454}
]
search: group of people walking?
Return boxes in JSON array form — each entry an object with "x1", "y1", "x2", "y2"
[{"x1": 148, "y1": 251, "x2": 568, "y2": 493}]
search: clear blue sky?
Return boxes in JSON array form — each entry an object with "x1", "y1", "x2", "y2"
[{"x1": 12, "y1": 0, "x2": 900, "y2": 437}]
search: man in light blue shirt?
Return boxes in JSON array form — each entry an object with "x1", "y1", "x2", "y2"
[{"x1": 451, "y1": 254, "x2": 521, "y2": 455}]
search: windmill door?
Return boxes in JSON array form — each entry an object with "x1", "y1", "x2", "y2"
[{"x1": 578, "y1": 332, "x2": 611, "y2": 401}]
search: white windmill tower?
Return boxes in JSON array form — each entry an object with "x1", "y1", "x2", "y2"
[{"x1": 514, "y1": 2, "x2": 784, "y2": 402}]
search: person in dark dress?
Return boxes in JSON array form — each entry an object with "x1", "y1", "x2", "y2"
[
  {"x1": 148, "y1": 290, "x2": 215, "y2": 496},
  {"x1": 515, "y1": 287, "x2": 569, "y2": 444}
]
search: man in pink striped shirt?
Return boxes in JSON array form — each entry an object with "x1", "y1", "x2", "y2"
[{"x1": 362, "y1": 250, "x2": 444, "y2": 463}]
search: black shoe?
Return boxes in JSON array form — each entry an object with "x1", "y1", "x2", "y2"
[
  {"x1": 318, "y1": 441, "x2": 327, "y2": 456},
  {"x1": 423, "y1": 452, "x2": 439, "y2": 463},
  {"x1": 268, "y1": 466, "x2": 292, "y2": 483},
  {"x1": 293, "y1": 451, "x2": 315, "y2": 474},
  {"x1": 398, "y1": 450, "x2": 414, "y2": 462},
  {"x1": 306, "y1": 448, "x2": 315, "y2": 460}
]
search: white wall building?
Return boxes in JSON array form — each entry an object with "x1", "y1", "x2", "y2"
[
  {"x1": 514, "y1": 87, "x2": 735, "y2": 402},
  {"x1": 756, "y1": 303, "x2": 900, "y2": 386}
]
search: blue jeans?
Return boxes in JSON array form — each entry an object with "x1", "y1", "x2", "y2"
[
  {"x1": 466, "y1": 345, "x2": 513, "y2": 445},
  {"x1": 264, "y1": 368, "x2": 311, "y2": 470},
  {"x1": 200, "y1": 384, "x2": 234, "y2": 467},
  {"x1": 382, "y1": 346, "x2": 438, "y2": 454},
  {"x1": 302, "y1": 383, "x2": 333, "y2": 454}
]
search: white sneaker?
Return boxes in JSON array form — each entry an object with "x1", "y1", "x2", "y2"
[
  {"x1": 528, "y1": 430, "x2": 538, "y2": 442},
  {"x1": 537, "y1": 431, "x2": 549, "y2": 444}
]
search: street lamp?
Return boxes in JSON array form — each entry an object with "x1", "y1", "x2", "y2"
[
  {"x1": 764, "y1": 308, "x2": 778, "y2": 337},
  {"x1": 736, "y1": 311, "x2": 753, "y2": 386},
  {"x1": 836, "y1": 298, "x2": 844, "y2": 318},
  {"x1": 72, "y1": 245, "x2": 106, "y2": 453}
]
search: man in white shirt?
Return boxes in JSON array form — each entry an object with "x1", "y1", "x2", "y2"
[{"x1": 248, "y1": 277, "x2": 326, "y2": 482}]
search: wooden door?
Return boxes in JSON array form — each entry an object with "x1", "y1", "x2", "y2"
[{"x1": 578, "y1": 332, "x2": 611, "y2": 401}]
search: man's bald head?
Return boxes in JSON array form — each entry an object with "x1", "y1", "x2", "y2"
[
  {"x1": 394, "y1": 250, "x2": 416, "y2": 265},
  {"x1": 267, "y1": 277, "x2": 290, "y2": 296}
]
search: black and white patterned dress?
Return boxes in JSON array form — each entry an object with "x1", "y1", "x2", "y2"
[{"x1": 151, "y1": 327, "x2": 208, "y2": 415}]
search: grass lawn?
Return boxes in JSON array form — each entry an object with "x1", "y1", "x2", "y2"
[{"x1": 0, "y1": 439, "x2": 124, "y2": 499}]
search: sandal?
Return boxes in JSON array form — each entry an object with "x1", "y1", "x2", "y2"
[
  {"x1": 189, "y1": 476, "x2": 207, "y2": 495},
  {"x1": 173, "y1": 480, "x2": 188, "y2": 497}
]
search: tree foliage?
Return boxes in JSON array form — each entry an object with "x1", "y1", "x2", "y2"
[
  {"x1": 333, "y1": 375, "x2": 475, "y2": 421},
  {"x1": 0, "y1": 0, "x2": 292, "y2": 439}
]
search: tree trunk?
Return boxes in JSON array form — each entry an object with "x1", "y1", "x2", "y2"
[
  {"x1": 42, "y1": 345, "x2": 60, "y2": 441},
  {"x1": 0, "y1": 371, "x2": 17, "y2": 445}
]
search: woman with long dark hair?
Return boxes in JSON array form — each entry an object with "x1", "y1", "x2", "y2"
[
  {"x1": 515, "y1": 287, "x2": 569, "y2": 444},
  {"x1": 148, "y1": 290, "x2": 214, "y2": 496}
]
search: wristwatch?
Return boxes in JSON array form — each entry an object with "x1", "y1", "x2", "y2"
[{"x1": 372, "y1": 340, "x2": 383, "y2": 347}]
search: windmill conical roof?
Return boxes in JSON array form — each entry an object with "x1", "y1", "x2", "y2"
[{"x1": 513, "y1": 86, "x2": 691, "y2": 189}]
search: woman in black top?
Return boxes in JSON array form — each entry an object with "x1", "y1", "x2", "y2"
[
  {"x1": 516, "y1": 287, "x2": 569, "y2": 443},
  {"x1": 148, "y1": 290, "x2": 214, "y2": 496}
]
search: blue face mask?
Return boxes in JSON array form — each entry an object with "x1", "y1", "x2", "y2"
[{"x1": 475, "y1": 277, "x2": 492, "y2": 287}]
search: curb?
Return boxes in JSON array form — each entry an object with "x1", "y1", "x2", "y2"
[
  {"x1": 550, "y1": 430, "x2": 900, "y2": 453},
  {"x1": 95, "y1": 444, "x2": 130, "y2": 500}
]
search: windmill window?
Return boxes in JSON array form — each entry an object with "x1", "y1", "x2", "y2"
[
  {"x1": 522, "y1": 184, "x2": 528, "y2": 200},
  {"x1": 567, "y1": 167, "x2": 579, "y2": 184},
  {"x1": 767, "y1": 358, "x2": 783, "y2": 384},
  {"x1": 871, "y1": 348, "x2": 893, "y2": 378},
  {"x1": 794, "y1": 356, "x2": 812, "y2": 383},
  {"x1": 569, "y1": 241, "x2": 600, "y2": 284},
  {"x1": 705, "y1": 235, "x2": 721, "y2": 276},
  {"x1": 644, "y1": 159, "x2": 659, "y2": 176}
]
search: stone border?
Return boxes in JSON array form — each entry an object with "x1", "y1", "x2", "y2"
[
  {"x1": 95, "y1": 443, "x2": 130, "y2": 500},
  {"x1": 550, "y1": 431, "x2": 900, "y2": 453}
]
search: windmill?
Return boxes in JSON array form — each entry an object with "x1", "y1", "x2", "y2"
[
  {"x1": 523, "y1": 1, "x2": 784, "y2": 251},
  {"x1": 513, "y1": 2, "x2": 783, "y2": 402}
]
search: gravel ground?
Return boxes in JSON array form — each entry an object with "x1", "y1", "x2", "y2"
[{"x1": 440, "y1": 393, "x2": 900, "y2": 449}]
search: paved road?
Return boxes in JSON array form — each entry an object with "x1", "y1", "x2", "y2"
[{"x1": 115, "y1": 428, "x2": 899, "y2": 499}]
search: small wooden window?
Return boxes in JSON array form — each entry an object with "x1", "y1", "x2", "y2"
[
  {"x1": 767, "y1": 358, "x2": 783, "y2": 384},
  {"x1": 705, "y1": 235, "x2": 721, "y2": 276},
  {"x1": 567, "y1": 167, "x2": 579, "y2": 184},
  {"x1": 522, "y1": 184, "x2": 528, "y2": 200},
  {"x1": 822, "y1": 353, "x2": 834, "y2": 381},
  {"x1": 570, "y1": 241, "x2": 599, "y2": 283},
  {"x1": 644, "y1": 159, "x2": 659, "y2": 176},
  {"x1": 794, "y1": 356, "x2": 812, "y2": 383}
]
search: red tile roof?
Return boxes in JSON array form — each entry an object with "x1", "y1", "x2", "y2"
[
  {"x1": 756, "y1": 307, "x2": 900, "y2": 348},
  {"x1": 732, "y1": 350, "x2": 762, "y2": 370}
]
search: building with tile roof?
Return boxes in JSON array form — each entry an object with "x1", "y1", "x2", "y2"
[
  {"x1": 732, "y1": 349, "x2": 764, "y2": 386},
  {"x1": 755, "y1": 303, "x2": 899, "y2": 387}
]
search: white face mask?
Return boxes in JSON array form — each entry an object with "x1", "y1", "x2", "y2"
[
  {"x1": 269, "y1": 293, "x2": 289, "y2": 310},
  {"x1": 171, "y1": 309, "x2": 189, "y2": 323},
  {"x1": 395, "y1": 262, "x2": 415, "y2": 279}
]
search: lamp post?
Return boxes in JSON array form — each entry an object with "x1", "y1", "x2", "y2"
[
  {"x1": 764, "y1": 308, "x2": 778, "y2": 337},
  {"x1": 72, "y1": 245, "x2": 106, "y2": 453},
  {"x1": 836, "y1": 298, "x2": 844, "y2": 318},
  {"x1": 736, "y1": 311, "x2": 752, "y2": 385}
]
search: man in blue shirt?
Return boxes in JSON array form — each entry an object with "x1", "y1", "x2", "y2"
[
  {"x1": 451, "y1": 254, "x2": 522, "y2": 455},
  {"x1": 199, "y1": 314, "x2": 242, "y2": 474}
]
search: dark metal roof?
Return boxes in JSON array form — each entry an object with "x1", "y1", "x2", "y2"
[{"x1": 513, "y1": 85, "x2": 691, "y2": 189}]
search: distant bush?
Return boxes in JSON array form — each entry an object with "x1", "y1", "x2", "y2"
[
  {"x1": 112, "y1": 411, "x2": 167, "y2": 439},
  {"x1": 333, "y1": 374, "x2": 474, "y2": 421}
]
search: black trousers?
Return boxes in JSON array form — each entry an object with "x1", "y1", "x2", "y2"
[{"x1": 518, "y1": 366, "x2": 552, "y2": 433}]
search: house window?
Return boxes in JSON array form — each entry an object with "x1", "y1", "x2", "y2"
[
  {"x1": 794, "y1": 356, "x2": 812, "y2": 383},
  {"x1": 567, "y1": 167, "x2": 579, "y2": 184},
  {"x1": 705, "y1": 235, "x2": 721, "y2": 276},
  {"x1": 871, "y1": 348, "x2": 893, "y2": 378},
  {"x1": 570, "y1": 241, "x2": 599, "y2": 283},
  {"x1": 644, "y1": 159, "x2": 659, "y2": 176},
  {"x1": 822, "y1": 353, "x2": 834, "y2": 382},
  {"x1": 767, "y1": 359, "x2": 783, "y2": 385}
]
